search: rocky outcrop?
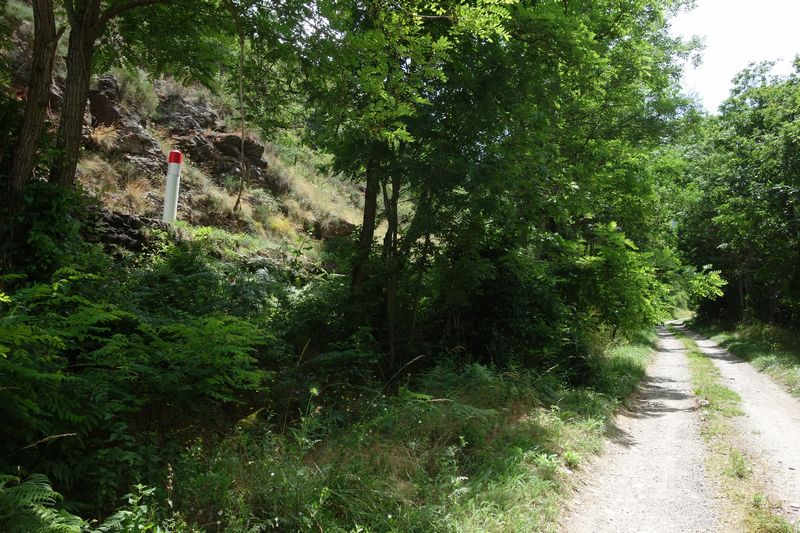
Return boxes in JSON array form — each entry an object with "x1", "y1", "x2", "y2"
[
  {"x1": 78, "y1": 74, "x2": 358, "y2": 243},
  {"x1": 87, "y1": 75, "x2": 164, "y2": 175},
  {"x1": 313, "y1": 216, "x2": 356, "y2": 240},
  {"x1": 155, "y1": 92, "x2": 221, "y2": 133},
  {"x1": 89, "y1": 208, "x2": 170, "y2": 253},
  {"x1": 88, "y1": 75, "x2": 123, "y2": 126},
  {"x1": 155, "y1": 91, "x2": 274, "y2": 188}
]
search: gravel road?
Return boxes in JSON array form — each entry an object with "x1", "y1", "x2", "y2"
[
  {"x1": 689, "y1": 328, "x2": 800, "y2": 524},
  {"x1": 560, "y1": 327, "x2": 724, "y2": 533}
]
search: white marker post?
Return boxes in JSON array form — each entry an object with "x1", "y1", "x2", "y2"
[{"x1": 162, "y1": 150, "x2": 183, "y2": 223}]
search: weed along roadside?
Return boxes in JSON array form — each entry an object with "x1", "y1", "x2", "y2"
[
  {"x1": 193, "y1": 334, "x2": 659, "y2": 532},
  {"x1": 670, "y1": 324, "x2": 796, "y2": 532}
]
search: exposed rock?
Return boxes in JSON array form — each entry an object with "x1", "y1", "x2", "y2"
[
  {"x1": 155, "y1": 93, "x2": 220, "y2": 133},
  {"x1": 215, "y1": 155, "x2": 242, "y2": 176},
  {"x1": 88, "y1": 75, "x2": 123, "y2": 126},
  {"x1": 209, "y1": 133, "x2": 265, "y2": 162},
  {"x1": 90, "y1": 208, "x2": 170, "y2": 253},
  {"x1": 116, "y1": 117, "x2": 159, "y2": 155},
  {"x1": 262, "y1": 168, "x2": 290, "y2": 196},
  {"x1": 113, "y1": 116, "x2": 164, "y2": 175},
  {"x1": 85, "y1": 75, "x2": 164, "y2": 174},
  {"x1": 175, "y1": 134, "x2": 216, "y2": 162},
  {"x1": 313, "y1": 216, "x2": 356, "y2": 240}
]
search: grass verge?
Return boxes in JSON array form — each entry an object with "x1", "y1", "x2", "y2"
[
  {"x1": 671, "y1": 326, "x2": 794, "y2": 533},
  {"x1": 696, "y1": 322, "x2": 800, "y2": 397},
  {"x1": 168, "y1": 336, "x2": 656, "y2": 532}
]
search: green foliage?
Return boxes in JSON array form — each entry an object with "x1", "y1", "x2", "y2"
[
  {"x1": 698, "y1": 322, "x2": 800, "y2": 396},
  {"x1": 91, "y1": 485, "x2": 196, "y2": 533},
  {"x1": 109, "y1": 67, "x2": 159, "y2": 118},
  {"x1": 0, "y1": 234, "x2": 285, "y2": 512},
  {"x1": 171, "y1": 336, "x2": 652, "y2": 532},
  {"x1": 676, "y1": 62, "x2": 800, "y2": 325},
  {"x1": 0, "y1": 474, "x2": 84, "y2": 533},
  {"x1": 5, "y1": 182, "x2": 108, "y2": 280},
  {"x1": 1, "y1": 0, "x2": 714, "y2": 525}
]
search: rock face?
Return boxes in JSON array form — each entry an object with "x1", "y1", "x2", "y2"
[
  {"x1": 80, "y1": 74, "x2": 356, "y2": 242},
  {"x1": 155, "y1": 92, "x2": 220, "y2": 133},
  {"x1": 154, "y1": 91, "x2": 272, "y2": 186},
  {"x1": 210, "y1": 133, "x2": 265, "y2": 162},
  {"x1": 87, "y1": 75, "x2": 164, "y2": 175},
  {"x1": 90, "y1": 208, "x2": 169, "y2": 253},
  {"x1": 313, "y1": 216, "x2": 356, "y2": 240},
  {"x1": 88, "y1": 75, "x2": 123, "y2": 126}
]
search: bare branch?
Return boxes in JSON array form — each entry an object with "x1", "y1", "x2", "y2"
[{"x1": 21, "y1": 433, "x2": 78, "y2": 450}]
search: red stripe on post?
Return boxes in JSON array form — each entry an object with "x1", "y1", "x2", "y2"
[{"x1": 168, "y1": 150, "x2": 183, "y2": 164}]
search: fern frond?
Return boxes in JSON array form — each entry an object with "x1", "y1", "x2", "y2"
[{"x1": 0, "y1": 474, "x2": 84, "y2": 533}]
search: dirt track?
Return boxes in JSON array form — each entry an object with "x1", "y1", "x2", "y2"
[
  {"x1": 561, "y1": 325, "x2": 800, "y2": 532},
  {"x1": 691, "y1": 331, "x2": 800, "y2": 523},
  {"x1": 561, "y1": 327, "x2": 724, "y2": 532}
]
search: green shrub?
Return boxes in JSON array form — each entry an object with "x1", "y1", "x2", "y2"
[
  {"x1": 0, "y1": 474, "x2": 84, "y2": 533},
  {"x1": 0, "y1": 260, "x2": 280, "y2": 511},
  {"x1": 110, "y1": 67, "x2": 159, "y2": 118}
]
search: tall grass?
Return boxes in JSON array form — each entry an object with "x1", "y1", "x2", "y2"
[{"x1": 169, "y1": 336, "x2": 654, "y2": 532}]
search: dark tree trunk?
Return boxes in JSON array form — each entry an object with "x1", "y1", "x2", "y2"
[
  {"x1": 382, "y1": 173, "x2": 400, "y2": 370},
  {"x1": 233, "y1": 28, "x2": 246, "y2": 213},
  {"x1": 352, "y1": 153, "x2": 381, "y2": 292},
  {"x1": 738, "y1": 276, "x2": 746, "y2": 321},
  {"x1": 51, "y1": 1, "x2": 101, "y2": 186},
  {"x1": 5, "y1": 0, "x2": 58, "y2": 208}
]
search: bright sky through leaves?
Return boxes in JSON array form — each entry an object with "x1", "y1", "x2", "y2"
[{"x1": 670, "y1": 0, "x2": 800, "y2": 114}]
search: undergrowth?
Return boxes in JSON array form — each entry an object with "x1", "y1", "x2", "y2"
[
  {"x1": 0, "y1": 184, "x2": 659, "y2": 531},
  {"x1": 166, "y1": 337, "x2": 654, "y2": 532}
]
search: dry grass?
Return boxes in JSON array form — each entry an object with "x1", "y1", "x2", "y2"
[
  {"x1": 78, "y1": 154, "x2": 119, "y2": 196},
  {"x1": 264, "y1": 213, "x2": 297, "y2": 240},
  {"x1": 117, "y1": 178, "x2": 152, "y2": 214},
  {"x1": 90, "y1": 114, "x2": 360, "y2": 247},
  {"x1": 89, "y1": 124, "x2": 120, "y2": 151},
  {"x1": 77, "y1": 154, "x2": 159, "y2": 215},
  {"x1": 263, "y1": 148, "x2": 362, "y2": 226}
]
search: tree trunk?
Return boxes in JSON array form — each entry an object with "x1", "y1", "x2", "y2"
[
  {"x1": 51, "y1": 2, "x2": 100, "y2": 186},
  {"x1": 5, "y1": 0, "x2": 58, "y2": 208},
  {"x1": 233, "y1": 29, "x2": 246, "y2": 212},
  {"x1": 737, "y1": 276, "x2": 746, "y2": 321},
  {"x1": 352, "y1": 153, "x2": 381, "y2": 292},
  {"x1": 381, "y1": 173, "x2": 401, "y2": 370}
]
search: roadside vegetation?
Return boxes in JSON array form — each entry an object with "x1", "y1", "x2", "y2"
[
  {"x1": 692, "y1": 322, "x2": 800, "y2": 397},
  {"x1": 0, "y1": 194, "x2": 659, "y2": 530},
  {"x1": 0, "y1": 0, "x2": 769, "y2": 530}
]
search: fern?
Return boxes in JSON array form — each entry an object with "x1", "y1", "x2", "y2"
[{"x1": 0, "y1": 474, "x2": 84, "y2": 533}]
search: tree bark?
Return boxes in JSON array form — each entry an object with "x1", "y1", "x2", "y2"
[
  {"x1": 352, "y1": 152, "x2": 381, "y2": 292},
  {"x1": 51, "y1": 2, "x2": 99, "y2": 186},
  {"x1": 381, "y1": 173, "x2": 401, "y2": 370},
  {"x1": 5, "y1": 0, "x2": 58, "y2": 208},
  {"x1": 233, "y1": 26, "x2": 247, "y2": 212}
]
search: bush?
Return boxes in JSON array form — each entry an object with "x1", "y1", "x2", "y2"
[
  {"x1": 111, "y1": 67, "x2": 159, "y2": 118},
  {"x1": 0, "y1": 246, "x2": 284, "y2": 512}
]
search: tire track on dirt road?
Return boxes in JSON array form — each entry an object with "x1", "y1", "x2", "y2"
[
  {"x1": 689, "y1": 328, "x2": 800, "y2": 525},
  {"x1": 561, "y1": 327, "x2": 724, "y2": 533}
]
